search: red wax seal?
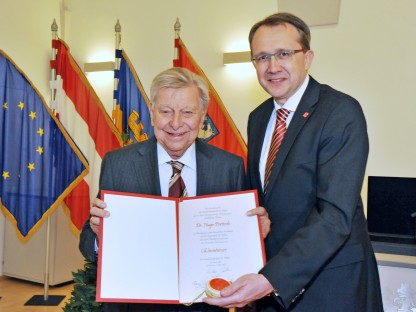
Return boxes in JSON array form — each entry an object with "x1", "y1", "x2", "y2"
[{"x1": 205, "y1": 278, "x2": 231, "y2": 298}]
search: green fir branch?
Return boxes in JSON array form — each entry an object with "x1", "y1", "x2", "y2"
[{"x1": 62, "y1": 259, "x2": 102, "y2": 312}]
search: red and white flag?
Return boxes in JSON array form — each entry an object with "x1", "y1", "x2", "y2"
[
  {"x1": 173, "y1": 38, "x2": 247, "y2": 165},
  {"x1": 50, "y1": 39, "x2": 121, "y2": 231}
]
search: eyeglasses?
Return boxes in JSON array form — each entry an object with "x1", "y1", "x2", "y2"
[{"x1": 251, "y1": 49, "x2": 304, "y2": 65}]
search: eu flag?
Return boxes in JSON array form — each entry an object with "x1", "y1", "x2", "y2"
[
  {"x1": 0, "y1": 49, "x2": 87, "y2": 240},
  {"x1": 113, "y1": 49, "x2": 153, "y2": 145}
]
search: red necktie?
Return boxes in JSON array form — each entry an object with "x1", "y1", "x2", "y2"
[
  {"x1": 168, "y1": 161, "x2": 188, "y2": 198},
  {"x1": 264, "y1": 108, "x2": 290, "y2": 192}
]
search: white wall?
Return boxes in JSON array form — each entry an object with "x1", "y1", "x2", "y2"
[
  {"x1": 1, "y1": 0, "x2": 416, "y2": 275},
  {"x1": 308, "y1": 0, "x2": 416, "y2": 204}
]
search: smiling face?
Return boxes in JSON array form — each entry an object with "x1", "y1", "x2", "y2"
[
  {"x1": 151, "y1": 85, "x2": 206, "y2": 159},
  {"x1": 251, "y1": 23, "x2": 314, "y2": 105}
]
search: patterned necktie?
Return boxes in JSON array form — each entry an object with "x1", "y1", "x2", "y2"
[
  {"x1": 264, "y1": 108, "x2": 290, "y2": 192},
  {"x1": 168, "y1": 161, "x2": 188, "y2": 198}
]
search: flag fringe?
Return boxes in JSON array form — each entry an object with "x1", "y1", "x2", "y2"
[
  {"x1": 0, "y1": 165, "x2": 87, "y2": 242},
  {"x1": 0, "y1": 48, "x2": 89, "y2": 241}
]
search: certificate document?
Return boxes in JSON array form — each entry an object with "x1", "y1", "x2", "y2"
[{"x1": 96, "y1": 190, "x2": 265, "y2": 304}]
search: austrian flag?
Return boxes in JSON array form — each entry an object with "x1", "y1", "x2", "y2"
[{"x1": 50, "y1": 39, "x2": 121, "y2": 231}]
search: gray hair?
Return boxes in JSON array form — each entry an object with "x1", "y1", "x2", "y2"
[{"x1": 150, "y1": 67, "x2": 209, "y2": 111}]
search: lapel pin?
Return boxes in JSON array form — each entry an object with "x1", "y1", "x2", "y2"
[{"x1": 303, "y1": 112, "x2": 309, "y2": 118}]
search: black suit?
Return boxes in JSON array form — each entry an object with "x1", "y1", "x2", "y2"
[
  {"x1": 247, "y1": 77, "x2": 383, "y2": 312},
  {"x1": 80, "y1": 137, "x2": 246, "y2": 312}
]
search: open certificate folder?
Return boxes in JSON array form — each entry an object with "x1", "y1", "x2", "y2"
[{"x1": 96, "y1": 190, "x2": 266, "y2": 304}]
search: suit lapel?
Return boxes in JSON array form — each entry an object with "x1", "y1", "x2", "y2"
[
  {"x1": 265, "y1": 78, "x2": 320, "y2": 201},
  {"x1": 195, "y1": 139, "x2": 214, "y2": 196},
  {"x1": 252, "y1": 99, "x2": 275, "y2": 198},
  {"x1": 131, "y1": 137, "x2": 162, "y2": 195}
]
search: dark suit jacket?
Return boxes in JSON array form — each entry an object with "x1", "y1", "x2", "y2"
[
  {"x1": 247, "y1": 77, "x2": 383, "y2": 312},
  {"x1": 79, "y1": 137, "x2": 245, "y2": 312}
]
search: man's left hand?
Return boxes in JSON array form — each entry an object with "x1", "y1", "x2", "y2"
[{"x1": 203, "y1": 273, "x2": 273, "y2": 308}]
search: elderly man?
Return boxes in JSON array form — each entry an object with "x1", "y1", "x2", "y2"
[{"x1": 80, "y1": 67, "x2": 270, "y2": 312}]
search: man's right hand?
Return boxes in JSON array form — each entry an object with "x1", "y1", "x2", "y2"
[{"x1": 89, "y1": 198, "x2": 110, "y2": 236}]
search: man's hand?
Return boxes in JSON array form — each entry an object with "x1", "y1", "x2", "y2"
[
  {"x1": 203, "y1": 274, "x2": 273, "y2": 308},
  {"x1": 247, "y1": 206, "x2": 271, "y2": 238},
  {"x1": 89, "y1": 198, "x2": 110, "y2": 236}
]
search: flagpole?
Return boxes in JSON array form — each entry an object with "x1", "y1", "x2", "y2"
[
  {"x1": 113, "y1": 19, "x2": 121, "y2": 113},
  {"x1": 42, "y1": 17, "x2": 58, "y2": 300},
  {"x1": 112, "y1": 19, "x2": 124, "y2": 141},
  {"x1": 25, "y1": 18, "x2": 65, "y2": 307},
  {"x1": 172, "y1": 17, "x2": 238, "y2": 312},
  {"x1": 173, "y1": 18, "x2": 181, "y2": 63},
  {"x1": 174, "y1": 17, "x2": 181, "y2": 39}
]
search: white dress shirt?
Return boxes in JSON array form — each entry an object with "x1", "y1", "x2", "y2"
[
  {"x1": 259, "y1": 75, "x2": 310, "y2": 189},
  {"x1": 157, "y1": 142, "x2": 197, "y2": 197}
]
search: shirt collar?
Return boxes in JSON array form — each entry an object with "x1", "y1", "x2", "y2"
[
  {"x1": 274, "y1": 75, "x2": 310, "y2": 112},
  {"x1": 157, "y1": 141, "x2": 196, "y2": 170}
]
